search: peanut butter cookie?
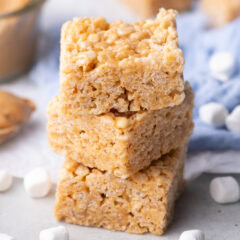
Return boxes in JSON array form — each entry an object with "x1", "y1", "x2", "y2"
[{"x1": 0, "y1": 90, "x2": 36, "y2": 144}]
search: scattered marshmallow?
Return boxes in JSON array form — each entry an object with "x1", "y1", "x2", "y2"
[
  {"x1": 210, "y1": 176, "x2": 240, "y2": 204},
  {"x1": 179, "y1": 230, "x2": 205, "y2": 240},
  {"x1": 24, "y1": 168, "x2": 52, "y2": 198},
  {"x1": 39, "y1": 226, "x2": 69, "y2": 240},
  {"x1": 0, "y1": 233, "x2": 15, "y2": 240},
  {"x1": 226, "y1": 105, "x2": 240, "y2": 133},
  {"x1": 0, "y1": 170, "x2": 13, "y2": 192},
  {"x1": 209, "y1": 51, "x2": 235, "y2": 82},
  {"x1": 199, "y1": 102, "x2": 228, "y2": 127}
]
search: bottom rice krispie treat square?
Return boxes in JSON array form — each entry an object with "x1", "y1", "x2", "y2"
[{"x1": 55, "y1": 146, "x2": 187, "y2": 235}]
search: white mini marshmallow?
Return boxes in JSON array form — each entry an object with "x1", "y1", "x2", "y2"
[
  {"x1": 209, "y1": 51, "x2": 235, "y2": 82},
  {"x1": 179, "y1": 230, "x2": 205, "y2": 240},
  {"x1": 226, "y1": 105, "x2": 240, "y2": 133},
  {"x1": 39, "y1": 226, "x2": 69, "y2": 240},
  {"x1": 24, "y1": 168, "x2": 52, "y2": 198},
  {"x1": 199, "y1": 102, "x2": 228, "y2": 127},
  {"x1": 210, "y1": 176, "x2": 240, "y2": 204},
  {"x1": 0, "y1": 233, "x2": 15, "y2": 240},
  {"x1": 0, "y1": 170, "x2": 13, "y2": 192}
]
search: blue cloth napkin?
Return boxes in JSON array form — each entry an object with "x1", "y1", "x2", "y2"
[
  {"x1": 177, "y1": 12, "x2": 240, "y2": 151},
  {"x1": 30, "y1": 11, "x2": 240, "y2": 152}
]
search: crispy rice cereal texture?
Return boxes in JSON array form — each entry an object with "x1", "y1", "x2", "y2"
[
  {"x1": 121, "y1": 0, "x2": 193, "y2": 17},
  {"x1": 201, "y1": 0, "x2": 240, "y2": 26},
  {"x1": 59, "y1": 9, "x2": 185, "y2": 115},
  {"x1": 47, "y1": 82, "x2": 193, "y2": 178},
  {"x1": 55, "y1": 147, "x2": 186, "y2": 235}
]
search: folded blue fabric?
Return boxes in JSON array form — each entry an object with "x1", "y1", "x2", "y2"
[
  {"x1": 177, "y1": 12, "x2": 240, "y2": 151},
  {"x1": 30, "y1": 11, "x2": 240, "y2": 152}
]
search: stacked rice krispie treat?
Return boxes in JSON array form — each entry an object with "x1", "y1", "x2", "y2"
[{"x1": 47, "y1": 9, "x2": 194, "y2": 235}]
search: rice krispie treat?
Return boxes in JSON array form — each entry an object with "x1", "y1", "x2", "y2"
[
  {"x1": 121, "y1": 0, "x2": 193, "y2": 17},
  {"x1": 55, "y1": 147, "x2": 186, "y2": 235},
  {"x1": 201, "y1": 0, "x2": 240, "y2": 26},
  {"x1": 59, "y1": 9, "x2": 185, "y2": 115},
  {"x1": 47, "y1": 82, "x2": 193, "y2": 178}
]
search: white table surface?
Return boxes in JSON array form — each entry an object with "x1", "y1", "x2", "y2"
[{"x1": 1, "y1": 174, "x2": 240, "y2": 240}]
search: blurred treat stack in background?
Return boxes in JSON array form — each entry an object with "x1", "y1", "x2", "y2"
[
  {"x1": 121, "y1": 0, "x2": 193, "y2": 17},
  {"x1": 201, "y1": 0, "x2": 240, "y2": 26}
]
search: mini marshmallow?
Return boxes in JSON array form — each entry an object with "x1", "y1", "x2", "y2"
[
  {"x1": 209, "y1": 52, "x2": 235, "y2": 82},
  {"x1": 199, "y1": 102, "x2": 228, "y2": 127},
  {"x1": 0, "y1": 233, "x2": 15, "y2": 240},
  {"x1": 179, "y1": 230, "x2": 205, "y2": 240},
  {"x1": 210, "y1": 176, "x2": 240, "y2": 204},
  {"x1": 39, "y1": 226, "x2": 69, "y2": 240},
  {"x1": 226, "y1": 105, "x2": 240, "y2": 133},
  {"x1": 0, "y1": 170, "x2": 13, "y2": 192},
  {"x1": 24, "y1": 168, "x2": 52, "y2": 198}
]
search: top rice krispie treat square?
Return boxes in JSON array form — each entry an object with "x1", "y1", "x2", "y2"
[{"x1": 59, "y1": 9, "x2": 185, "y2": 115}]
